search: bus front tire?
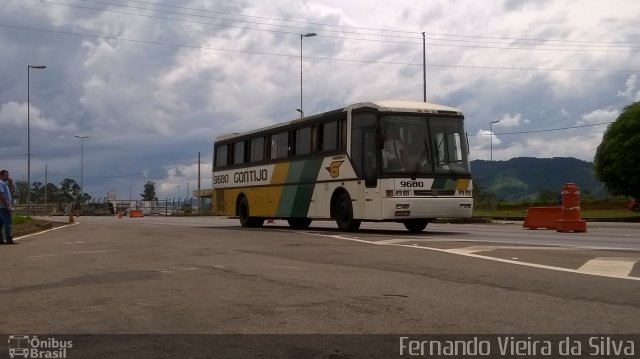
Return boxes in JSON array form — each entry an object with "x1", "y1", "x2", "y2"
[
  {"x1": 335, "y1": 193, "x2": 361, "y2": 232},
  {"x1": 287, "y1": 218, "x2": 312, "y2": 229},
  {"x1": 238, "y1": 197, "x2": 264, "y2": 228},
  {"x1": 403, "y1": 219, "x2": 429, "y2": 233}
]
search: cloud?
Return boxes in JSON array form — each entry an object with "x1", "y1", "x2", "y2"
[
  {"x1": 617, "y1": 74, "x2": 640, "y2": 102},
  {"x1": 493, "y1": 113, "x2": 530, "y2": 128},
  {"x1": 578, "y1": 108, "x2": 620, "y2": 125}
]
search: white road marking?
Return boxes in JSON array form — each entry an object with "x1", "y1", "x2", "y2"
[
  {"x1": 447, "y1": 245, "x2": 586, "y2": 255},
  {"x1": 29, "y1": 250, "x2": 113, "y2": 258},
  {"x1": 577, "y1": 257, "x2": 639, "y2": 277},
  {"x1": 303, "y1": 232, "x2": 640, "y2": 281},
  {"x1": 14, "y1": 222, "x2": 77, "y2": 241},
  {"x1": 155, "y1": 267, "x2": 199, "y2": 274}
]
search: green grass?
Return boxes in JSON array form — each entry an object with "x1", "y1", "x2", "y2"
[
  {"x1": 474, "y1": 208, "x2": 640, "y2": 220},
  {"x1": 12, "y1": 215, "x2": 31, "y2": 225}
]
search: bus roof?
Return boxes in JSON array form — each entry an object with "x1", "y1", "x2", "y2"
[
  {"x1": 353, "y1": 100, "x2": 462, "y2": 115},
  {"x1": 215, "y1": 100, "x2": 463, "y2": 142}
]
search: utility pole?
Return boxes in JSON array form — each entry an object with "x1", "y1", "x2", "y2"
[
  {"x1": 44, "y1": 163, "x2": 48, "y2": 215},
  {"x1": 197, "y1": 152, "x2": 202, "y2": 215}
]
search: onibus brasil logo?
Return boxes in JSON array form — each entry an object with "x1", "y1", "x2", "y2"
[{"x1": 8, "y1": 335, "x2": 73, "y2": 358}]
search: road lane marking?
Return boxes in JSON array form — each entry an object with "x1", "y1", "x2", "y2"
[
  {"x1": 14, "y1": 222, "x2": 77, "y2": 241},
  {"x1": 29, "y1": 250, "x2": 114, "y2": 258},
  {"x1": 393, "y1": 244, "x2": 640, "y2": 281},
  {"x1": 447, "y1": 245, "x2": 586, "y2": 255},
  {"x1": 155, "y1": 267, "x2": 199, "y2": 274},
  {"x1": 303, "y1": 232, "x2": 640, "y2": 281},
  {"x1": 577, "y1": 257, "x2": 639, "y2": 277}
]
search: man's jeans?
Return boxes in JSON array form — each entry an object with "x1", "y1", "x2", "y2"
[{"x1": 0, "y1": 208, "x2": 12, "y2": 241}]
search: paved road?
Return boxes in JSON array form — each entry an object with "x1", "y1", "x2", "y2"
[{"x1": 1, "y1": 216, "x2": 639, "y2": 337}]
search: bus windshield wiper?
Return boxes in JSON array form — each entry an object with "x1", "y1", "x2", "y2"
[
  {"x1": 411, "y1": 139, "x2": 430, "y2": 180},
  {"x1": 436, "y1": 150, "x2": 458, "y2": 180}
]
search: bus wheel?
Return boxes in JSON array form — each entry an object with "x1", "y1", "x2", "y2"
[
  {"x1": 287, "y1": 218, "x2": 312, "y2": 229},
  {"x1": 335, "y1": 192, "x2": 361, "y2": 231},
  {"x1": 403, "y1": 219, "x2": 429, "y2": 233},
  {"x1": 238, "y1": 196, "x2": 264, "y2": 228}
]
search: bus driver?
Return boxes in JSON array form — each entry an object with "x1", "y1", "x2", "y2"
[{"x1": 382, "y1": 127, "x2": 405, "y2": 168}]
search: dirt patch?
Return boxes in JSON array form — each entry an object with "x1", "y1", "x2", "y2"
[{"x1": 13, "y1": 219, "x2": 70, "y2": 237}]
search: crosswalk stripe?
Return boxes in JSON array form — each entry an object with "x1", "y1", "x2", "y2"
[{"x1": 577, "y1": 257, "x2": 639, "y2": 277}]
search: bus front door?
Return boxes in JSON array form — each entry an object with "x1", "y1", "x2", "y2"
[{"x1": 363, "y1": 128, "x2": 382, "y2": 220}]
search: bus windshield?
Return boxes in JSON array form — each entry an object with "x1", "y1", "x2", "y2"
[{"x1": 380, "y1": 115, "x2": 470, "y2": 176}]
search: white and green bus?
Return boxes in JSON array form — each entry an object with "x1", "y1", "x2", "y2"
[{"x1": 212, "y1": 100, "x2": 473, "y2": 232}]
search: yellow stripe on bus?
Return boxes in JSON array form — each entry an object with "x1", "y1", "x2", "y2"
[
  {"x1": 456, "y1": 179, "x2": 471, "y2": 190},
  {"x1": 270, "y1": 163, "x2": 290, "y2": 185}
]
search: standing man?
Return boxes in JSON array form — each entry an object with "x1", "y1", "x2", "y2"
[{"x1": 0, "y1": 169, "x2": 15, "y2": 244}]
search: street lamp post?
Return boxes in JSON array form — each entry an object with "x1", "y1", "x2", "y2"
[
  {"x1": 422, "y1": 32, "x2": 427, "y2": 102},
  {"x1": 299, "y1": 32, "x2": 317, "y2": 119},
  {"x1": 75, "y1": 135, "x2": 89, "y2": 213},
  {"x1": 27, "y1": 65, "x2": 46, "y2": 216},
  {"x1": 490, "y1": 120, "x2": 500, "y2": 162}
]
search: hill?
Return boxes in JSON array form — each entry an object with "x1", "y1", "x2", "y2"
[{"x1": 470, "y1": 157, "x2": 608, "y2": 201}]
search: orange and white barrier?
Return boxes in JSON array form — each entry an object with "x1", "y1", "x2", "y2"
[
  {"x1": 523, "y1": 206, "x2": 562, "y2": 230},
  {"x1": 556, "y1": 183, "x2": 587, "y2": 232},
  {"x1": 129, "y1": 209, "x2": 144, "y2": 218}
]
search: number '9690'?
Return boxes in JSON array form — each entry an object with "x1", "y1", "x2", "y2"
[{"x1": 400, "y1": 181, "x2": 423, "y2": 188}]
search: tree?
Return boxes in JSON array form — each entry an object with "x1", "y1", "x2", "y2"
[
  {"x1": 536, "y1": 188, "x2": 558, "y2": 204},
  {"x1": 31, "y1": 182, "x2": 44, "y2": 203},
  {"x1": 141, "y1": 181, "x2": 157, "y2": 201},
  {"x1": 59, "y1": 178, "x2": 81, "y2": 203},
  {"x1": 14, "y1": 180, "x2": 28, "y2": 204},
  {"x1": 594, "y1": 102, "x2": 640, "y2": 199}
]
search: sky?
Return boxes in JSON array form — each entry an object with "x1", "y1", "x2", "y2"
[{"x1": 1, "y1": 0, "x2": 639, "y2": 200}]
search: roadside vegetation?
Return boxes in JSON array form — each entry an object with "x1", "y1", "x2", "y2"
[{"x1": 474, "y1": 197, "x2": 640, "y2": 221}]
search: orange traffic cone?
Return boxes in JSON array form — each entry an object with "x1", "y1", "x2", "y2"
[
  {"x1": 556, "y1": 183, "x2": 587, "y2": 233},
  {"x1": 68, "y1": 212, "x2": 75, "y2": 224}
]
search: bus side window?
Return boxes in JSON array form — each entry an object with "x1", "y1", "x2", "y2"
[
  {"x1": 311, "y1": 126, "x2": 318, "y2": 153},
  {"x1": 250, "y1": 137, "x2": 264, "y2": 162},
  {"x1": 321, "y1": 121, "x2": 338, "y2": 152},
  {"x1": 363, "y1": 128, "x2": 378, "y2": 187},
  {"x1": 215, "y1": 145, "x2": 228, "y2": 167},
  {"x1": 296, "y1": 127, "x2": 311, "y2": 156},
  {"x1": 351, "y1": 128, "x2": 362, "y2": 176},
  {"x1": 234, "y1": 141, "x2": 245, "y2": 164},
  {"x1": 339, "y1": 118, "x2": 347, "y2": 150},
  {"x1": 271, "y1": 132, "x2": 289, "y2": 159}
]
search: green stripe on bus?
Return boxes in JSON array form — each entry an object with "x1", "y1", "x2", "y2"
[
  {"x1": 276, "y1": 158, "x2": 324, "y2": 217},
  {"x1": 432, "y1": 178, "x2": 456, "y2": 190}
]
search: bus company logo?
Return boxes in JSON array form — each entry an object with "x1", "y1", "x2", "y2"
[
  {"x1": 8, "y1": 335, "x2": 73, "y2": 358},
  {"x1": 326, "y1": 160, "x2": 344, "y2": 178}
]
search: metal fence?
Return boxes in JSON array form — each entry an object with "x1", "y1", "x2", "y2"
[{"x1": 13, "y1": 197, "x2": 213, "y2": 217}]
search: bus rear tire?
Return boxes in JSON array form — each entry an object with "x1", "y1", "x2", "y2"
[
  {"x1": 403, "y1": 219, "x2": 429, "y2": 233},
  {"x1": 287, "y1": 218, "x2": 312, "y2": 229},
  {"x1": 335, "y1": 192, "x2": 361, "y2": 232},
  {"x1": 238, "y1": 196, "x2": 264, "y2": 228}
]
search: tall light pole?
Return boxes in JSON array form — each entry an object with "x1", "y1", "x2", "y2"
[
  {"x1": 27, "y1": 65, "x2": 46, "y2": 216},
  {"x1": 75, "y1": 135, "x2": 89, "y2": 212},
  {"x1": 299, "y1": 32, "x2": 317, "y2": 119},
  {"x1": 422, "y1": 32, "x2": 427, "y2": 102},
  {"x1": 490, "y1": 120, "x2": 500, "y2": 162}
]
